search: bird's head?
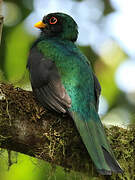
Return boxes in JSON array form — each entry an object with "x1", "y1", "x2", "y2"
[{"x1": 34, "y1": 12, "x2": 78, "y2": 42}]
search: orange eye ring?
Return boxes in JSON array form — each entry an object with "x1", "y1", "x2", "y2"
[{"x1": 49, "y1": 17, "x2": 58, "y2": 24}]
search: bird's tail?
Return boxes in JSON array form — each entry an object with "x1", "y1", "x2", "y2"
[{"x1": 70, "y1": 104, "x2": 123, "y2": 175}]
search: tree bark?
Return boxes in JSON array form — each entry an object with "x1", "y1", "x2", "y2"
[{"x1": 0, "y1": 83, "x2": 134, "y2": 179}]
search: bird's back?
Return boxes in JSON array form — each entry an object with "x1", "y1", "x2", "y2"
[{"x1": 37, "y1": 38, "x2": 96, "y2": 117}]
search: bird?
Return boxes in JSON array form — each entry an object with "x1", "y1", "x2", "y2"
[{"x1": 27, "y1": 12, "x2": 123, "y2": 175}]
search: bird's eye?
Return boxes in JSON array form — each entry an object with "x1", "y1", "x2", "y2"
[{"x1": 49, "y1": 17, "x2": 58, "y2": 24}]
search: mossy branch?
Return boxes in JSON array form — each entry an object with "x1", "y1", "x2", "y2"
[{"x1": 0, "y1": 83, "x2": 134, "y2": 179}]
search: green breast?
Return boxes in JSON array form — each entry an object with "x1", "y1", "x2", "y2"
[{"x1": 37, "y1": 38, "x2": 95, "y2": 119}]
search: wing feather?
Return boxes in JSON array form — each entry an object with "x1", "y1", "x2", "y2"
[
  {"x1": 93, "y1": 73, "x2": 101, "y2": 111},
  {"x1": 27, "y1": 47, "x2": 71, "y2": 113}
]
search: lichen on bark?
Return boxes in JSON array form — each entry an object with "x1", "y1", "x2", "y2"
[{"x1": 0, "y1": 83, "x2": 134, "y2": 179}]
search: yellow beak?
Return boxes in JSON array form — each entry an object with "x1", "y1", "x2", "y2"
[{"x1": 34, "y1": 21, "x2": 47, "y2": 29}]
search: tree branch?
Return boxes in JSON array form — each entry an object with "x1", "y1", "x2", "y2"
[
  {"x1": 0, "y1": 0, "x2": 3, "y2": 44},
  {"x1": 0, "y1": 83, "x2": 134, "y2": 179}
]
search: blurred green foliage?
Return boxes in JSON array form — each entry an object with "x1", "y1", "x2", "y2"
[
  {"x1": 0, "y1": 0, "x2": 135, "y2": 179},
  {"x1": 0, "y1": 0, "x2": 33, "y2": 77},
  {"x1": 4, "y1": 23, "x2": 34, "y2": 82}
]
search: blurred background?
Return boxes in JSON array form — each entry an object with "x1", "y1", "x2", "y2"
[{"x1": 0, "y1": 0, "x2": 135, "y2": 179}]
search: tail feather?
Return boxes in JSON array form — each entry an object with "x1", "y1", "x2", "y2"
[
  {"x1": 70, "y1": 105, "x2": 123, "y2": 175},
  {"x1": 102, "y1": 146, "x2": 123, "y2": 173}
]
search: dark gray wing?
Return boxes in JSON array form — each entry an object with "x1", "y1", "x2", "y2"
[
  {"x1": 27, "y1": 47, "x2": 71, "y2": 113},
  {"x1": 93, "y1": 73, "x2": 101, "y2": 111}
]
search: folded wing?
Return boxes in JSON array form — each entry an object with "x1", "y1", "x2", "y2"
[{"x1": 27, "y1": 47, "x2": 71, "y2": 113}]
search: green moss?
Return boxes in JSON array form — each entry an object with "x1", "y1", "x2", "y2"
[{"x1": 105, "y1": 126, "x2": 135, "y2": 180}]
